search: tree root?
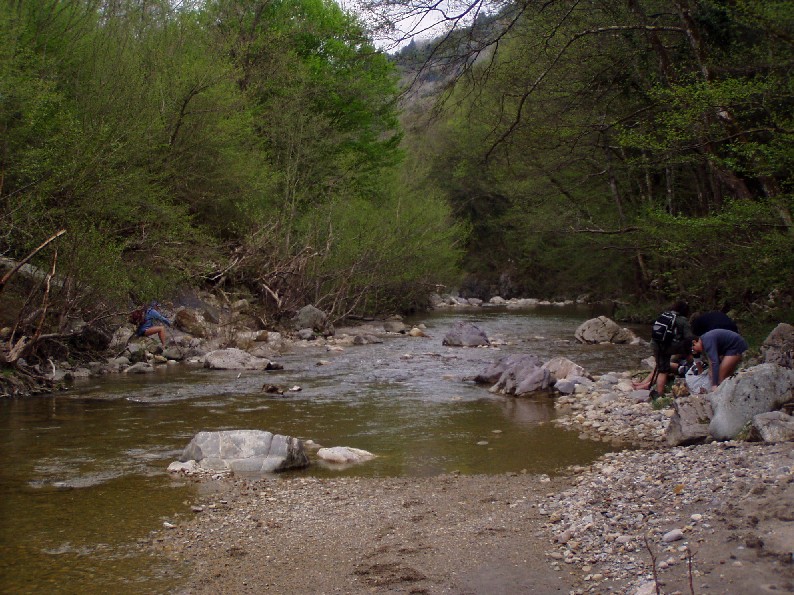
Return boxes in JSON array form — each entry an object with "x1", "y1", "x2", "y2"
[{"x1": 0, "y1": 365, "x2": 55, "y2": 398}]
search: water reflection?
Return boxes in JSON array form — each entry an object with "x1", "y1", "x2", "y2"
[{"x1": 0, "y1": 305, "x2": 646, "y2": 593}]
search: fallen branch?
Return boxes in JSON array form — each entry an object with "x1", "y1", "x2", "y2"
[{"x1": 0, "y1": 229, "x2": 66, "y2": 293}]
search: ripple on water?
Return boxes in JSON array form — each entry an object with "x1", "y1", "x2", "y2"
[
  {"x1": 42, "y1": 542, "x2": 98, "y2": 556},
  {"x1": 31, "y1": 469, "x2": 124, "y2": 489}
]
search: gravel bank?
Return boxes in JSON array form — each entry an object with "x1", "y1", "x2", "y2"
[{"x1": 153, "y1": 370, "x2": 794, "y2": 595}]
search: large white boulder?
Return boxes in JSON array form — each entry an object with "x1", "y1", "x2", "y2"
[
  {"x1": 574, "y1": 316, "x2": 635, "y2": 344},
  {"x1": 709, "y1": 364, "x2": 794, "y2": 440},
  {"x1": 543, "y1": 357, "x2": 588, "y2": 382},
  {"x1": 178, "y1": 430, "x2": 309, "y2": 473}
]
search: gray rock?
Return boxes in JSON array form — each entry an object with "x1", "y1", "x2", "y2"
[
  {"x1": 597, "y1": 393, "x2": 620, "y2": 404},
  {"x1": 665, "y1": 395, "x2": 714, "y2": 446},
  {"x1": 709, "y1": 363, "x2": 794, "y2": 440},
  {"x1": 247, "y1": 343, "x2": 274, "y2": 359},
  {"x1": 204, "y1": 348, "x2": 270, "y2": 370},
  {"x1": 109, "y1": 326, "x2": 135, "y2": 350},
  {"x1": 125, "y1": 362, "x2": 155, "y2": 374},
  {"x1": 50, "y1": 369, "x2": 68, "y2": 382},
  {"x1": 629, "y1": 389, "x2": 651, "y2": 403},
  {"x1": 293, "y1": 305, "x2": 333, "y2": 335},
  {"x1": 749, "y1": 411, "x2": 794, "y2": 443},
  {"x1": 127, "y1": 342, "x2": 145, "y2": 356},
  {"x1": 179, "y1": 430, "x2": 309, "y2": 473},
  {"x1": 297, "y1": 328, "x2": 316, "y2": 340},
  {"x1": 202, "y1": 307, "x2": 220, "y2": 325},
  {"x1": 316, "y1": 446, "x2": 375, "y2": 464},
  {"x1": 555, "y1": 379, "x2": 576, "y2": 394},
  {"x1": 353, "y1": 334, "x2": 382, "y2": 345},
  {"x1": 266, "y1": 331, "x2": 283, "y2": 350},
  {"x1": 569, "y1": 375, "x2": 594, "y2": 388},
  {"x1": 489, "y1": 354, "x2": 551, "y2": 396},
  {"x1": 162, "y1": 346, "x2": 183, "y2": 361},
  {"x1": 662, "y1": 528, "x2": 685, "y2": 542},
  {"x1": 761, "y1": 322, "x2": 794, "y2": 369},
  {"x1": 232, "y1": 298, "x2": 250, "y2": 312},
  {"x1": 428, "y1": 293, "x2": 446, "y2": 308},
  {"x1": 174, "y1": 308, "x2": 210, "y2": 338},
  {"x1": 167, "y1": 460, "x2": 200, "y2": 474},
  {"x1": 574, "y1": 316, "x2": 635, "y2": 344},
  {"x1": 475, "y1": 354, "x2": 543, "y2": 385},
  {"x1": 442, "y1": 321, "x2": 490, "y2": 347},
  {"x1": 598, "y1": 373, "x2": 621, "y2": 384},
  {"x1": 543, "y1": 357, "x2": 588, "y2": 382},
  {"x1": 383, "y1": 319, "x2": 407, "y2": 333}
]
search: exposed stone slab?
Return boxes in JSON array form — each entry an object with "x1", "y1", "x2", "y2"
[{"x1": 179, "y1": 430, "x2": 309, "y2": 473}]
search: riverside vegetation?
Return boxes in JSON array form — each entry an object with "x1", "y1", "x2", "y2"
[
  {"x1": 1, "y1": 1, "x2": 792, "y2": 385},
  {"x1": 2, "y1": 2, "x2": 792, "y2": 592}
]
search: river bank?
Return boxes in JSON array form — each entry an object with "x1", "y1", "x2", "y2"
[
  {"x1": 153, "y1": 446, "x2": 793, "y2": 595},
  {"x1": 152, "y1": 371, "x2": 794, "y2": 595}
]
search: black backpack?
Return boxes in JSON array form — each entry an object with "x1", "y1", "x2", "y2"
[{"x1": 651, "y1": 311, "x2": 678, "y2": 346}]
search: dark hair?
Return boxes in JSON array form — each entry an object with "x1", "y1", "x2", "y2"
[{"x1": 670, "y1": 300, "x2": 690, "y2": 317}]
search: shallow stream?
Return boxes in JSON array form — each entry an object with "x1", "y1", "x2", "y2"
[{"x1": 0, "y1": 305, "x2": 647, "y2": 593}]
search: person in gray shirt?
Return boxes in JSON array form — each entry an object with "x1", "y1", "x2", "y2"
[{"x1": 691, "y1": 329, "x2": 748, "y2": 389}]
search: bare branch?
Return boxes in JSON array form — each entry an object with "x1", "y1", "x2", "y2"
[{"x1": 0, "y1": 229, "x2": 67, "y2": 293}]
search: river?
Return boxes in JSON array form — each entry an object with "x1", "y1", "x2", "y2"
[{"x1": 0, "y1": 305, "x2": 647, "y2": 594}]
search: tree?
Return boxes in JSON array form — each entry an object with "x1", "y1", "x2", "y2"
[{"x1": 384, "y1": 0, "x2": 793, "y2": 310}]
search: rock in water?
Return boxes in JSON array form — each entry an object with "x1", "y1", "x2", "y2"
[{"x1": 179, "y1": 430, "x2": 309, "y2": 473}]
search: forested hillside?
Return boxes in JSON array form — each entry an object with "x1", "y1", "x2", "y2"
[
  {"x1": 0, "y1": 0, "x2": 464, "y2": 337},
  {"x1": 390, "y1": 0, "x2": 793, "y2": 319},
  {"x1": 2, "y1": 0, "x2": 792, "y2": 359}
]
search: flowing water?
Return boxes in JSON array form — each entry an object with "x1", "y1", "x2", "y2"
[{"x1": 0, "y1": 305, "x2": 647, "y2": 594}]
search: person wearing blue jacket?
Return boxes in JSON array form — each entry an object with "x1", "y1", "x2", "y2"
[
  {"x1": 136, "y1": 302, "x2": 171, "y2": 346},
  {"x1": 691, "y1": 329, "x2": 748, "y2": 389}
]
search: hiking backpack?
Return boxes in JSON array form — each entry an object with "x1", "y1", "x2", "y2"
[
  {"x1": 129, "y1": 307, "x2": 145, "y2": 327},
  {"x1": 651, "y1": 311, "x2": 678, "y2": 346}
]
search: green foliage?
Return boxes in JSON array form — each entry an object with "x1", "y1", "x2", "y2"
[
  {"x1": 652, "y1": 396, "x2": 675, "y2": 410},
  {"x1": 637, "y1": 199, "x2": 794, "y2": 312},
  {"x1": 299, "y1": 174, "x2": 467, "y2": 315},
  {"x1": 395, "y1": 0, "x2": 793, "y2": 310},
  {"x1": 1, "y1": 0, "x2": 463, "y2": 329}
]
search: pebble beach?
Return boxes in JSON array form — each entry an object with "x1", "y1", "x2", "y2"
[{"x1": 154, "y1": 369, "x2": 794, "y2": 595}]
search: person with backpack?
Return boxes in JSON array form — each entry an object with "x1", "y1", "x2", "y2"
[
  {"x1": 691, "y1": 328, "x2": 748, "y2": 389},
  {"x1": 632, "y1": 300, "x2": 694, "y2": 398},
  {"x1": 131, "y1": 301, "x2": 172, "y2": 347}
]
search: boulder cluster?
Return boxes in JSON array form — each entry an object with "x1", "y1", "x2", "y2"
[{"x1": 38, "y1": 298, "x2": 412, "y2": 382}]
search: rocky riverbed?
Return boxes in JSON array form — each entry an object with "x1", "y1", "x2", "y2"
[{"x1": 152, "y1": 369, "x2": 794, "y2": 595}]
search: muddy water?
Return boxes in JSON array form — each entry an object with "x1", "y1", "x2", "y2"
[{"x1": 0, "y1": 305, "x2": 647, "y2": 594}]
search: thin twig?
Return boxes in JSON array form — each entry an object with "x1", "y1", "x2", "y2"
[{"x1": 0, "y1": 229, "x2": 66, "y2": 293}]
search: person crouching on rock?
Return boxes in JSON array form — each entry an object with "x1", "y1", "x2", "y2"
[
  {"x1": 136, "y1": 301, "x2": 171, "y2": 347},
  {"x1": 691, "y1": 329, "x2": 748, "y2": 390}
]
